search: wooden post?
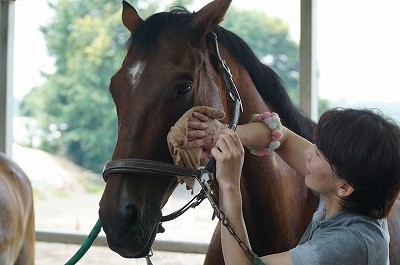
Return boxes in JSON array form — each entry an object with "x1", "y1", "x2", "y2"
[
  {"x1": 299, "y1": 0, "x2": 318, "y2": 120},
  {"x1": 0, "y1": 0, "x2": 15, "y2": 155}
]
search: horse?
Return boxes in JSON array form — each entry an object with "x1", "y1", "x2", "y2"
[
  {"x1": 99, "y1": 0, "x2": 400, "y2": 264},
  {"x1": 0, "y1": 152, "x2": 35, "y2": 265}
]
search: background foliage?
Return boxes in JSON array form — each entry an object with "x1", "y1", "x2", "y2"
[{"x1": 21, "y1": 0, "x2": 325, "y2": 173}]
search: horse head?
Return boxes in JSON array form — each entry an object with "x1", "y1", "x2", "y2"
[{"x1": 99, "y1": 0, "x2": 232, "y2": 258}]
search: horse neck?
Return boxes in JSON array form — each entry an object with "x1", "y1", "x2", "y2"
[
  {"x1": 219, "y1": 46, "x2": 307, "y2": 204},
  {"x1": 212, "y1": 43, "x2": 319, "y2": 249}
]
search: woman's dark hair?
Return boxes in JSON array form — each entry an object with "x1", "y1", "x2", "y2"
[{"x1": 314, "y1": 108, "x2": 400, "y2": 219}]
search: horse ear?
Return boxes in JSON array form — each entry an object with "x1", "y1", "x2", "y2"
[
  {"x1": 122, "y1": 0, "x2": 143, "y2": 33},
  {"x1": 189, "y1": 0, "x2": 232, "y2": 43}
]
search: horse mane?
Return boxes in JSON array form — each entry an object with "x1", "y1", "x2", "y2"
[
  {"x1": 127, "y1": 7, "x2": 315, "y2": 140},
  {"x1": 209, "y1": 27, "x2": 316, "y2": 140}
]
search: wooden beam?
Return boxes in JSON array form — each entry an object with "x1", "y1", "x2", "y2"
[
  {"x1": 0, "y1": 0, "x2": 15, "y2": 155},
  {"x1": 299, "y1": 0, "x2": 317, "y2": 120},
  {"x1": 36, "y1": 229, "x2": 209, "y2": 254}
]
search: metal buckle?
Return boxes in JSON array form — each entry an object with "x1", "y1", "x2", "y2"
[
  {"x1": 198, "y1": 169, "x2": 221, "y2": 220},
  {"x1": 145, "y1": 248, "x2": 154, "y2": 265}
]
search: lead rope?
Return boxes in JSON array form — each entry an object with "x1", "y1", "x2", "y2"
[
  {"x1": 213, "y1": 205, "x2": 260, "y2": 263},
  {"x1": 64, "y1": 219, "x2": 102, "y2": 265},
  {"x1": 199, "y1": 170, "x2": 261, "y2": 265},
  {"x1": 64, "y1": 221, "x2": 155, "y2": 265}
]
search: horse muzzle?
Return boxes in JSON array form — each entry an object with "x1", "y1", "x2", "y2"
[
  {"x1": 98, "y1": 174, "x2": 164, "y2": 258},
  {"x1": 99, "y1": 206, "x2": 161, "y2": 258}
]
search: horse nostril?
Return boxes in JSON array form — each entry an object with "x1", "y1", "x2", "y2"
[
  {"x1": 119, "y1": 204, "x2": 141, "y2": 233},
  {"x1": 126, "y1": 205, "x2": 139, "y2": 222}
]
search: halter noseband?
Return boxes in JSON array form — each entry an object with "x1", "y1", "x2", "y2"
[{"x1": 102, "y1": 31, "x2": 243, "y2": 223}]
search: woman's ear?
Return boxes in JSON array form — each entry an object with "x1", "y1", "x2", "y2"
[{"x1": 337, "y1": 180, "x2": 354, "y2": 197}]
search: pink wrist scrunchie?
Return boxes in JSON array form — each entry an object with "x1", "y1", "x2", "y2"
[{"x1": 248, "y1": 112, "x2": 283, "y2": 156}]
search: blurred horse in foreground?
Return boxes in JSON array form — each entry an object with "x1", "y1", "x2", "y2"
[{"x1": 0, "y1": 152, "x2": 35, "y2": 265}]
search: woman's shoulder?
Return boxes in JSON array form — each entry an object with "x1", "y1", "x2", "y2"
[
  {"x1": 348, "y1": 215, "x2": 389, "y2": 241},
  {"x1": 321, "y1": 212, "x2": 390, "y2": 246},
  {"x1": 291, "y1": 215, "x2": 389, "y2": 265}
]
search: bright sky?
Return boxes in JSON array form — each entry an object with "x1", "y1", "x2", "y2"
[
  {"x1": 13, "y1": 0, "x2": 55, "y2": 100},
  {"x1": 13, "y1": 0, "x2": 400, "y2": 119},
  {"x1": 232, "y1": 0, "x2": 400, "y2": 106}
]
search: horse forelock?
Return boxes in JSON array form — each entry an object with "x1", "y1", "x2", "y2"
[{"x1": 125, "y1": 7, "x2": 194, "y2": 55}]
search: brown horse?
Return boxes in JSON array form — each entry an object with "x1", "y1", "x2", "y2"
[
  {"x1": 0, "y1": 152, "x2": 35, "y2": 265},
  {"x1": 99, "y1": 0, "x2": 400, "y2": 263}
]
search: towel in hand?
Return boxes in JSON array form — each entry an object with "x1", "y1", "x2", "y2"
[{"x1": 167, "y1": 106, "x2": 225, "y2": 190}]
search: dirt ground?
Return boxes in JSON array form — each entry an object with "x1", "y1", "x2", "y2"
[{"x1": 35, "y1": 242, "x2": 206, "y2": 265}]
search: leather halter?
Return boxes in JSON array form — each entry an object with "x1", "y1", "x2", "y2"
[{"x1": 102, "y1": 31, "x2": 243, "y2": 223}]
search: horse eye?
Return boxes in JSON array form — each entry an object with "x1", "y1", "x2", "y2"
[{"x1": 177, "y1": 82, "x2": 193, "y2": 94}]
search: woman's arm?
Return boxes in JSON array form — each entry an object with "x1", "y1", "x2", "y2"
[
  {"x1": 274, "y1": 127, "x2": 311, "y2": 177},
  {"x1": 213, "y1": 129, "x2": 295, "y2": 265},
  {"x1": 211, "y1": 129, "x2": 251, "y2": 265},
  {"x1": 219, "y1": 184, "x2": 253, "y2": 265},
  {"x1": 186, "y1": 111, "x2": 312, "y2": 176}
]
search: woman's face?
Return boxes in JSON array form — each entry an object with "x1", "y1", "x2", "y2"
[{"x1": 304, "y1": 144, "x2": 340, "y2": 196}]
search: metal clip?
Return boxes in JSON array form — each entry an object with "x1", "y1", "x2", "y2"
[
  {"x1": 145, "y1": 249, "x2": 154, "y2": 265},
  {"x1": 199, "y1": 168, "x2": 212, "y2": 183}
]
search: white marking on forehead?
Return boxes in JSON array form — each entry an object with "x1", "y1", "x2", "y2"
[{"x1": 129, "y1": 61, "x2": 145, "y2": 91}]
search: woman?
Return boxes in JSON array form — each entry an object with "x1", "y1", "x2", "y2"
[{"x1": 185, "y1": 108, "x2": 400, "y2": 265}]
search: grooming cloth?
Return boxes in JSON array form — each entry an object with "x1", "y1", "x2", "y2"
[{"x1": 167, "y1": 106, "x2": 225, "y2": 190}]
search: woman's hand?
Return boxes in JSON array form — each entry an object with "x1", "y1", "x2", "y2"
[
  {"x1": 212, "y1": 129, "x2": 245, "y2": 189},
  {"x1": 185, "y1": 111, "x2": 228, "y2": 158}
]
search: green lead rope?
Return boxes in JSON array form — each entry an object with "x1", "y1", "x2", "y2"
[
  {"x1": 63, "y1": 218, "x2": 265, "y2": 265},
  {"x1": 65, "y1": 219, "x2": 102, "y2": 265},
  {"x1": 253, "y1": 255, "x2": 266, "y2": 265}
]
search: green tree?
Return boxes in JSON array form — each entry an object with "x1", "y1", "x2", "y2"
[
  {"x1": 222, "y1": 7, "x2": 299, "y2": 101},
  {"x1": 171, "y1": 0, "x2": 195, "y2": 6},
  {"x1": 21, "y1": 1, "x2": 303, "y2": 173},
  {"x1": 21, "y1": 0, "x2": 135, "y2": 171}
]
